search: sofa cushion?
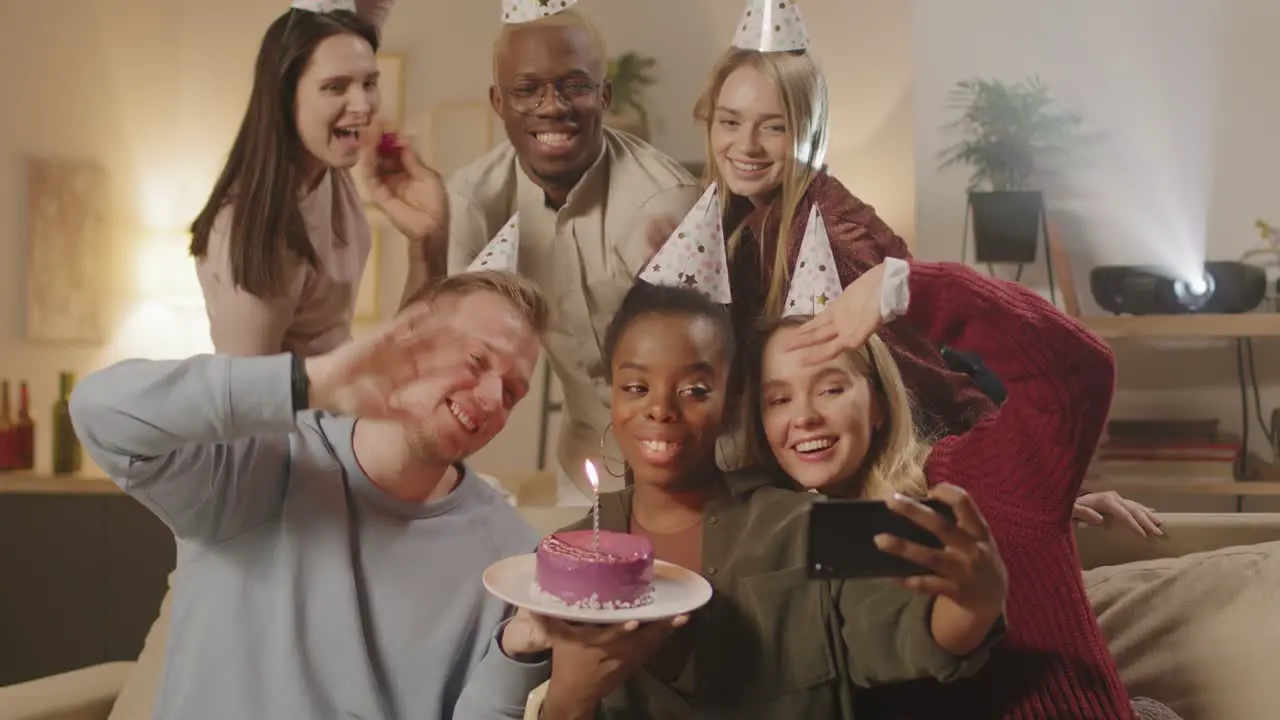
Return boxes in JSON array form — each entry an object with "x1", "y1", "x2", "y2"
[
  {"x1": 1085, "y1": 540, "x2": 1280, "y2": 720},
  {"x1": 0, "y1": 661, "x2": 134, "y2": 720},
  {"x1": 107, "y1": 584, "x2": 171, "y2": 720}
]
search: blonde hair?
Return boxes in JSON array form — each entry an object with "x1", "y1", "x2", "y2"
[
  {"x1": 491, "y1": 9, "x2": 607, "y2": 82},
  {"x1": 748, "y1": 316, "x2": 930, "y2": 500},
  {"x1": 694, "y1": 48, "x2": 830, "y2": 319},
  {"x1": 400, "y1": 270, "x2": 551, "y2": 336}
]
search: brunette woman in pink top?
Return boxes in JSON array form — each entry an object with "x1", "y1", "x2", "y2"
[{"x1": 190, "y1": 0, "x2": 446, "y2": 357}]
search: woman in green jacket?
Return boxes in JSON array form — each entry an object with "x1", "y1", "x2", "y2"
[{"x1": 535, "y1": 282, "x2": 1009, "y2": 720}]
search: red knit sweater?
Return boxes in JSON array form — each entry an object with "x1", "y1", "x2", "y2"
[
  {"x1": 727, "y1": 172, "x2": 996, "y2": 439},
  {"x1": 859, "y1": 262, "x2": 1131, "y2": 720}
]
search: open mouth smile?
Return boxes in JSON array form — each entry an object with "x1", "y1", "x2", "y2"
[{"x1": 447, "y1": 400, "x2": 480, "y2": 433}]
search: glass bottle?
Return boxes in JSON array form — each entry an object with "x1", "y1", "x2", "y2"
[
  {"x1": 0, "y1": 379, "x2": 12, "y2": 471},
  {"x1": 52, "y1": 372, "x2": 81, "y2": 475},
  {"x1": 16, "y1": 380, "x2": 34, "y2": 470}
]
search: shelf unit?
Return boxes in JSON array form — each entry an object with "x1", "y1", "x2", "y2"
[
  {"x1": 1082, "y1": 313, "x2": 1280, "y2": 339},
  {"x1": 1084, "y1": 311, "x2": 1280, "y2": 508},
  {"x1": 1084, "y1": 479, "x2": 1280, "y2": 496}
]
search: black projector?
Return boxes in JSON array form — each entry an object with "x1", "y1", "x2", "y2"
[{"x1": 1089, "y1": 261, "x2": 1267, "y2": 315}]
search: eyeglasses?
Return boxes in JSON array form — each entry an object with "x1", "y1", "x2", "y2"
[{"x1": 501, "y1": 78, "x2": 602, "y2": 115}]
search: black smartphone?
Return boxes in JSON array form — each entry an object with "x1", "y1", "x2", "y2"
[{"x1": 806, "y1": 498, "x2": 956, "y2": 579}]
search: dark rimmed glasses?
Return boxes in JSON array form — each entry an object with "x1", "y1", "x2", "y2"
[{"x1": 501, "y1": 78, "x2": 602, "y2": 115}]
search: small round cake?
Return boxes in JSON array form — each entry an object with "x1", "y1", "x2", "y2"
[{"x1": 534, "y1": 530, "x2": 655, "y2": 610}]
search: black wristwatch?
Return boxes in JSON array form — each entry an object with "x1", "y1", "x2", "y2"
[{"x1": 290, "y1": 354, "x2": 310, "y2": 412}]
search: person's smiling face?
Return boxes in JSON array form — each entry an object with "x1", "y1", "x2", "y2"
[
  {"x1": 609, "y1": 312, "x2": 730, "y2": 489},
  {"x1": 709, "y1": 64, "x2": 789, "y2": 205},
  {"x1": 400, "y1": 290, "x2": 540, "y2": 464},
  {"x1": 759, "y1": 324, "x2": 882, "y2": 491},
  {"x1": 490, "y1": 21, "x2": 611, "y2": 189}
]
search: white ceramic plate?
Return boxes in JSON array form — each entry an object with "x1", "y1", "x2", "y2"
[{"x1": 482, "y1": 554, "x2": 713, "y2": 624}]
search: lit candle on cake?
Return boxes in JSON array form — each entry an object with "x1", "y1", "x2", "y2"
[{"x1": 584, "y1": 460, "x2": 601, "y2": 551}]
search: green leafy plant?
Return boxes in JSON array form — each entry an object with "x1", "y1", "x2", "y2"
[
  {"x1": 938, "y1": 76, "x2": 1082, "y2": 191},
  {"x1": 606, "y1": 52, "x2": 657, "y2": 128}
]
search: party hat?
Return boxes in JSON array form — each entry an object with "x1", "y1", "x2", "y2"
[
  {"x1": 732, "y1": 0, "x2": 811, "y2": 53},
  {"x1": 783, "y1": 205, "x2": 844, "y2": 316},
  {"x1": 291, "y1": 0, "x2": 357, "y2": 12},
  {"x1": 502, "y1": 0, "x2": 580, "y2": 24},
  {"x1": 638, "y1": 184, "x2": 731, "y2": 304},
  {"x1": 467, "y1": 214, "x2": 520, "y2": 273}
]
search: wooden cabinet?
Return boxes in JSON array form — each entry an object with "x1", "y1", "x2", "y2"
[{"x1": 0, "y1": 475, "x2": 174, "y2": 686}]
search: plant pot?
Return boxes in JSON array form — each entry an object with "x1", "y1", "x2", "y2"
[
  {"x1": 968, "y1": 190, "x2": 1043, "y2": 264},
  {"x1": 604, "y1": 108, "x2": 650, "y2": 142}
]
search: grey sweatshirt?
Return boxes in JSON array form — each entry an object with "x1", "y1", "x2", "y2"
[{"x1": 70, "y1": 354, "x2": 549, "y2": 720}]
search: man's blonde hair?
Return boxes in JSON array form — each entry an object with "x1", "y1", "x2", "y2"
[
  {"x1": 747, "y1": 316, "x2": 930, "y2": 500},
  {"x1": 491, "y1": 9, "x2": 608, "y2": 82},
  {"x1": 401, "y1": 270, "x2": 550, "y2": 335}
]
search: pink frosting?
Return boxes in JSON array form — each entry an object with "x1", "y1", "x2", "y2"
[{"x1": 534, "y1": 530, "x2": 655, "y2": 609}]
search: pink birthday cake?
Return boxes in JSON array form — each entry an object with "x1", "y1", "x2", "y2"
[{"x1": 533, "y1": 530, "x2": 655, "y2": 609}]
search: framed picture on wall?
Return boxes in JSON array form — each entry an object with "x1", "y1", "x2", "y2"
[{"x1": 24, "y1": 157, "x2": 110, "y2": 344}]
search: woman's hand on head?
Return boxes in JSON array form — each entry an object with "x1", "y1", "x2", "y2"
[
  {"x1": 1074, "y1": 491, "x2": 1163, "y2": 538},
  {"x1": 878, "y1": 484, "x2": 1008, "y2": 625},
  {"x1": 781, "y1": 262, "x2": 888, "y2": 366},
  {"x1": 359, "y1": 120, "x2": 449, "y2": 248}
]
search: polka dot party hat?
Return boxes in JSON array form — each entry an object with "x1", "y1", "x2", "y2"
[
  {"x1": 502, "y1": 0, "x2": 580, "y2": 24},
  {"x1": 732, "y1": 0, "x2": 811, "y2": 53},
  {"x1": 783, "y1": 205, "x2": 844, "y2": 316},
  {"x1": 291, "y1": 0, "x2": 357, "y2": 12},
  {"x1": 467, "y1": 214, "x2": 520, "y2": 273},
  {"x1": 638, "y1": 183, "x2": 731, "y2": 304}
]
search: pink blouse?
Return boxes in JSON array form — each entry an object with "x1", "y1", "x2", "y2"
[
  {"x1": 195, "y1": 169, "x2": 372, "y2": 357},
  {"x1": 195, "y1": 0, "x2": 392, "y2": 358}
]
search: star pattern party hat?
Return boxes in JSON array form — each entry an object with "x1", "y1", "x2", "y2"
[
  {"x1": 291, "y1": 0, "x2": 357, "y2": 12},
  {"x1": 732, "y1": 0, "x2": 811, "y2": 52},
  {"x1": 467, "y1": 214, "x2": 520, "y2": 273},
  {"x1": 638, "y1": 184, "x2": 732, "y2": 304},
  {"x1": 783, "y1": 205, "x2": 844, "y2": 316},
  {"x1": 502, "y1": 0, "x2": 580, "y2": 24}
]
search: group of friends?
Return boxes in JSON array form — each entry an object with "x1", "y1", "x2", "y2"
[{"x1": 67, "y1": 0, "x2": 1178, "y2": 718}]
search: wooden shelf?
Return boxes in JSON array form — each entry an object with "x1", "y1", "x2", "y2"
[
  {"x1": 0, "y1": 472, "x2": 119, "y2": 496},
  {"x1": 1085, "y1": 478, "x2": 1280, "y2": 496},
  {"x1": 1082, "y1": 313, "x2": 1280, "y2": 339}
]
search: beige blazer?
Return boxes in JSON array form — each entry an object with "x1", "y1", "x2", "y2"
[{"x1": 446, "y1": 129, "x2": 701, "y2": 492}]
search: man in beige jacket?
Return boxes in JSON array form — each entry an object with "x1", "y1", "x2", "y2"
[{"x1": 402, "y1": 7, "x2": 700, "y2": 502}]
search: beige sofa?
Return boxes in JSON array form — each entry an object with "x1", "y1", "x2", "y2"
[{"x1": 3, "y1": 507, "x2": 1279, "y2": 720}]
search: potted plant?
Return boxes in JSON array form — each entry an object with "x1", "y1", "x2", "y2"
[
  {"x1": 605, "y1": 52, "x2": 657, "y2": 141},
  {"x1": 938, "y1": 76, "x2": 1082, "y2": 264}
]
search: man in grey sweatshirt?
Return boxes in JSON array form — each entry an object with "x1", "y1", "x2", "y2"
[{"x1": 70, "y1": 272, "x2": 557, "y2": 720}]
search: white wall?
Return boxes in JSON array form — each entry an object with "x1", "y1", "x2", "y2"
[
  {"x1": 911, "y1": 0, "x2": 1280, "y2": 510},
  {"x1": 0, "y1": 0, "x2": 912, "y2": 478},
  {"x1": 7, "y1": 0, "x2": 1279, "y2": 502}
]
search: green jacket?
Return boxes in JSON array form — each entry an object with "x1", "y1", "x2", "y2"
[{"x1": 560, "y1": 469, "x2": 1003, "y2": 719}]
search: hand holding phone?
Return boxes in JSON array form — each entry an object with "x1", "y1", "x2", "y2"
[
  {"x1": 808, "y1": 483, "x2": 1007, "y2": 614},
  {"x1": 807, "y1": 497, "x2": 956, "y2": 579}
]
